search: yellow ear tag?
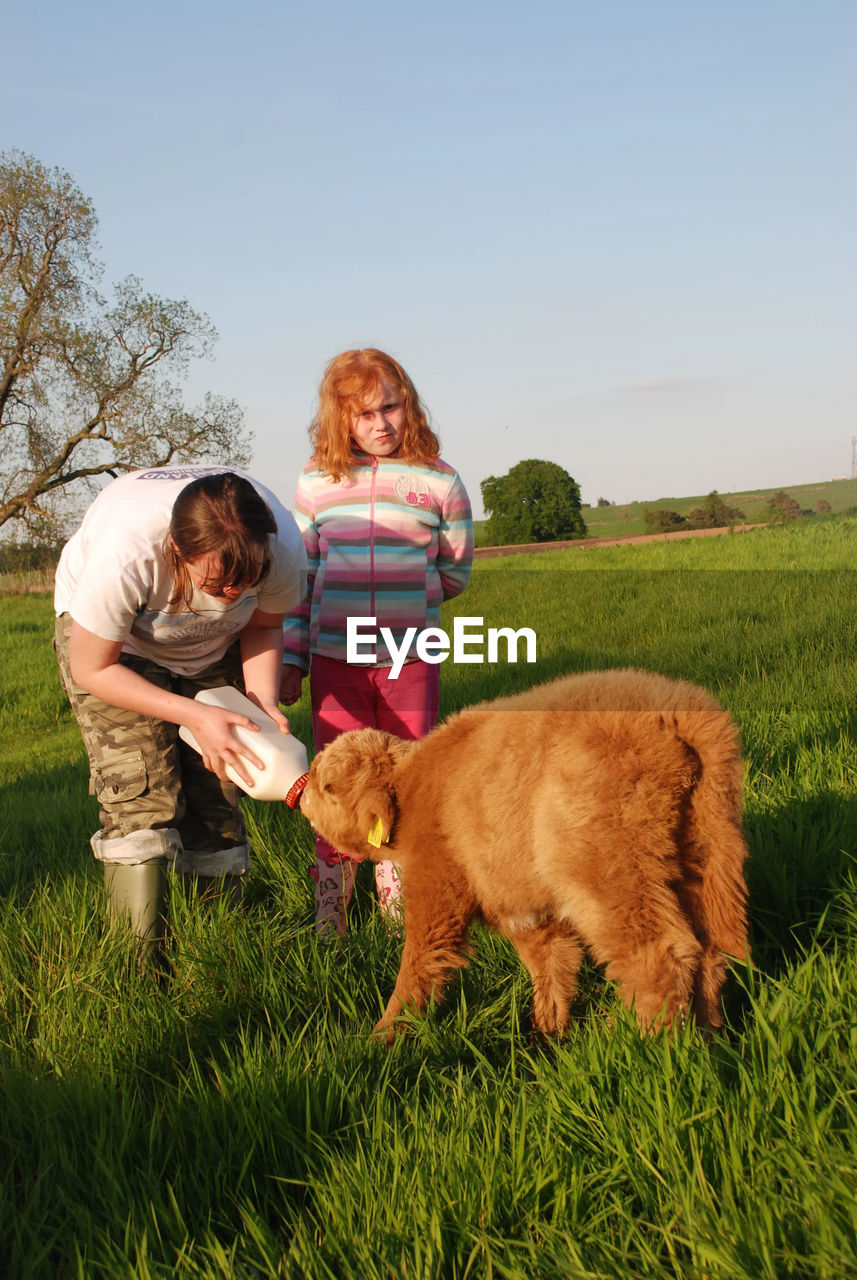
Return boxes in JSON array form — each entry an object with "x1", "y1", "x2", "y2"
[{"x1": 367, "y1": 816, "x2": 387, "y2": 848}]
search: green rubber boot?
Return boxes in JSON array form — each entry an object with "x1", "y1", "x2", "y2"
[{"x1": 103, "y1": 861, "x2": 167, "y2": 959}]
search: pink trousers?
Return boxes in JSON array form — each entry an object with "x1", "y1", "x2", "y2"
[{"x1": 309, "y1": 654, "x2": 439, "y2": 933}]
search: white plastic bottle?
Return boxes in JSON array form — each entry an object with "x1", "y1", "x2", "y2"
[{"x1": 178, "y1": 686, "x2": 309, "y2": 802}]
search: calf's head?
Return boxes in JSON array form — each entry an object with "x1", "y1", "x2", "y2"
[{"x1": 300, "y1": 729, "x2": 411, "y2": 860}]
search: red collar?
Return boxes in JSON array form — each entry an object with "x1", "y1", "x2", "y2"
[{"x1": 284, "y1": 772, "x2": 310, "y2": 809}]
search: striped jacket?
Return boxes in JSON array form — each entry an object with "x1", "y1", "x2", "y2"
[{"x1": 282, "y1": 453, "x2": 473, "y2": 670}]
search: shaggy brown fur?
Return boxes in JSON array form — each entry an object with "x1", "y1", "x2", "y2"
[{"x1": 299, "y1": 668, "x2": 750, "y2": 1041}]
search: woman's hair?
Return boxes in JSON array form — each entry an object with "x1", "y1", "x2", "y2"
[
  {"x1": 164, "y1": 472, "x2": 276, "y2": 608},
  {"x1": 310, "y1": 348, "x2": 441, "y2": 481}
]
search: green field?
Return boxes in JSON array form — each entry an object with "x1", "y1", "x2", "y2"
[
  {"x1": 1, "y1": 520, "x2": 856, "y2": 1277},
  {"x1": 474, "y1": 475, "x2": 857, "y2": 545}
]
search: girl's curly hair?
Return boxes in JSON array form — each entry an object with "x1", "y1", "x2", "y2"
[{"x1": 310, "y1": 348, "x2": 440, "y2": 481}]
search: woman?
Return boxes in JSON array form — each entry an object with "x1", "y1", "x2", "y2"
[{"x1": 54, "y1": 466, "x2": 307, "y2": 953}]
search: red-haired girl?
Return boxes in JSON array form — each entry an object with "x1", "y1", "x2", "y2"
[{"x1": 281, "y1": 349, "x2": 473, "y2": 935}]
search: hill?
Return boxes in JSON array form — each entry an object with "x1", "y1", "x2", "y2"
[{"x1": 474, "y1": 476, "x2": 857, "y2": 545}]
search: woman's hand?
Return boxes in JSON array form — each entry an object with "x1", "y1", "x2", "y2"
[
  {"x1": 182, "y1": 701, "x2": 266, "y2": 788},
  {"x1": 244, "y1": 689, "x2": 291, "y2": 734},
  {"x1": 240, "y1": 609, "x2": 293, "y2": 734}
]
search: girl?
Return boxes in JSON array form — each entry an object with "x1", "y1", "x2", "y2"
[
  {"x1": 281, "y1": 349, "x2": 473, "y2": 935},
  {"x1": 54, "y1": 467, "x2": 307, "y2": 953}
]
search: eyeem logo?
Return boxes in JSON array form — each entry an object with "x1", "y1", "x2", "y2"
[{"x1": 346, "y1": 616, "x2": 537, "y2": 679}]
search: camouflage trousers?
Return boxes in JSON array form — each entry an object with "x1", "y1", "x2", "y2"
[{"x1": 54, "y1": 614, "x2": 250, "y2": 876}]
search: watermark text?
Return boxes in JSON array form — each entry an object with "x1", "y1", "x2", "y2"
[{"x1": 346, "y1": 616, "x2": 537, "y2": 678}]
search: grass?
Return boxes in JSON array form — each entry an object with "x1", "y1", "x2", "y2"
[
  {"x1": 1, "y1": 519, "x2": 857, "y2": 1276},
  {"x1": 0, "y1": 567, "x2": 56, "y2": 596}
]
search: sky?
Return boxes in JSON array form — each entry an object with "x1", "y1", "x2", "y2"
[{"x1": 2, "y1": 0, "x2": 855, "y2": 517}]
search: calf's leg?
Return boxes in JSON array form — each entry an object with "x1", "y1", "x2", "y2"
[
  {"x1": 374, "y1": 872, "x2": 475, "y2": 1043},
  {"x1": 510, "y1": 922, "x2": 583, "y2": 1036},
  {"x1": 676, "y1": 818, "x2": 750, "y2": 1030},
  {"x1": 595, "y1": 897, "x2": 702, "y2": 1030}
]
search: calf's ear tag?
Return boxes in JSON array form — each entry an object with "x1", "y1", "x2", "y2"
[{"x1": 367, "y1": 816, "x2": 387, "y2": 847}]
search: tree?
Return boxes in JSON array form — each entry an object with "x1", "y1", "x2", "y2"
[
  {"x1": 644, "y1": 508, "x2": 687, "y2": 534},
  {"x1": 0, "y1": 151, "x2": 250, "y2": 534},
  {"x1": 764, "y1": 490, "x2": 802, "y2": 523},
  {"x1": 686, "y1": 490, "x2": 745, "y2": 530},
  {"x1": 481, "y1": 459, "x2": 587, "y2": 545}
]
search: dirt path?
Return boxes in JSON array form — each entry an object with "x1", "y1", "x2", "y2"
[{"x1": 473, "y1": 523, "x2": 766, "y2": 559}]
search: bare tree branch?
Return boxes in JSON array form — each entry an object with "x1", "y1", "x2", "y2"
[{"x1": 0, "y1": 151, "x2": 250, "y2": 536}]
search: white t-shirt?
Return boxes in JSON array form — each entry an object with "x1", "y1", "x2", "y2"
[{"x1": 55, "y1": 466, "x2": 307, "y2": 676}]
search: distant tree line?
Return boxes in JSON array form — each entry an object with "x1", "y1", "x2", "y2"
[
  {"x1": 643, "y1": 491, "x2": 746, "y2": 534},
  {"x1": 0, "y1": 539, "x2": 63, "y2": 574},
  {"x1": 642, "y1": 489, "x2": 837, "y2": 535},
  {"x1": 479, "y1": 470, "x2": 841, "y2": 549}
]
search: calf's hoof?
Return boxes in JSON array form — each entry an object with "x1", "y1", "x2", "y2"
[{"x1": 372, "y1": 1016, "x2": 399, "y2": 1046}]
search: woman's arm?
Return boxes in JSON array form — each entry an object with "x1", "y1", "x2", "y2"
[
  {"x1": 281, "y1": 470, "x2": 318, "y2": 681},
  {"x1": 69, "y1": 621, "x2": 267, "y2": 786},
  {"x1": 240, "y1": 609, "x2": 290, "y2": 732}
]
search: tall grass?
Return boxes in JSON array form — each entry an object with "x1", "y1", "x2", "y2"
[{"x1": 1, "y1": 521, "x2": 856, "y2": 1277}]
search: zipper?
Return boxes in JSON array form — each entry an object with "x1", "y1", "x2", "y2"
[{"x1": 369, "y1": 455, "x2": 378, "y2": 617}]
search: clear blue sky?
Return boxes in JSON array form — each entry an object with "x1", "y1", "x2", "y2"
[{"x1": 3, "y1": 0, "x2": 854, "y2": 516}]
